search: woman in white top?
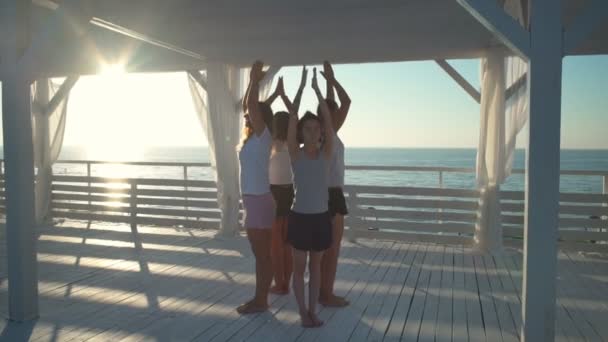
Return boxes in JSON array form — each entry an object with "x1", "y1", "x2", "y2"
[
  {"x1": 264, "y1": 68, "x2": 307, "y2": 295},
  {"x1": 318, "y1": 61, "x2": 352, "y2": 307},
  {"x1": 236, "y1": 61, "x2": 276, "y2": 314}
]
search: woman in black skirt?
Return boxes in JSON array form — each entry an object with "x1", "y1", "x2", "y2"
[{"x1": 283, "y1": 68, "x2": 334, "y2": 328}]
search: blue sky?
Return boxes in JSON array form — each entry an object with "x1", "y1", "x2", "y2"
[{"x1": 0, "y1": 56, "x2": 607, "y2": 151}]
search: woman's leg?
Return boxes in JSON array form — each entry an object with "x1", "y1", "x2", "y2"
[
  {"x1": 270, "y1": 218, "x2": 287, "y2": 294},
  {"x1": 237, "y1": 228, "x2": 273, "y2": 314},
  {"x1": 308, "y1": 251, "x2": 324, "y2": 327},
  {"x1": 292, "y1": 249, "x2": 314, "y2": 327},
  {"x1": 320, "y1": 214, "x2": 349, "y2": 306},
  {"x1": 281, "y1": 218, "x2": 293, "y2": 292}
]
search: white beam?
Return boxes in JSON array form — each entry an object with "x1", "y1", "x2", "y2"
[
  {"x1": 521, "y1": 0, "x2": 563, "y2": 340},
  {"x1": 1, "y1": 0, "x2": 40, "y2": 321},
  {"x1": 457, "y1": 0, "x2": 530, "y2": 58},
  {"x1": 43, "y1": 76, "x2": 79, "y2": 116},
  {"x1": 435, "y1": 59, "x2": 481, "y2": 103},
  {"x1": 564, "y1": 0, "x2": 608, "y2": 54},
  {"x1": 187, "y1": 70, "x2": 207, "y2": 91},
  {"x1": 505, "y1": 72, "x2": 527, "y2": 100}
]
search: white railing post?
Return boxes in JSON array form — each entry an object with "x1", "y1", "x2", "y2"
[
  {"x1": 439, "y1": 171, "x2": 444, "y2": 223},
  {"x1": 603, "y1": 175, "x2": 607, "y2": 232},
  {"x1": 130, "y1": 181, "x2": 137, "y2": 230},
  {"x1": 183, "y1": 165, "x2": 189, "y2": 222},
  {"x1": 87, "y1": 162, "x2": 92, "y2": 211},
  {"x1": 346, "y1": 187, "x2": 360, "y2": 242}
]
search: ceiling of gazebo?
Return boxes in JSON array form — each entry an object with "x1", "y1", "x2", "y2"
[{"x1": 22, "y1": 0, "x2": 608, "y2": 76}]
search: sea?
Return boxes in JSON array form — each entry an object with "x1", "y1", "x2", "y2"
[{"x1": 31, "y1": 146, "x2": 608, "y2": 194}]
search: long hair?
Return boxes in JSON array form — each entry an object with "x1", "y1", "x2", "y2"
[
  {"x1": 297, "y1": 111, "x2": 321, "y2": 144},
  {"x1": 240, "y1": 102, "x2": 273, "y2": 148},
  {"x1": 272, "y1": 111, "x2": 290, "y2": 141}
]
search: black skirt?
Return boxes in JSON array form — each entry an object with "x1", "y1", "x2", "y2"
[
  {"x1": 287, "y1": 211, "x2": 332, "y2": 252},
  {"x1": 328, "y1": 187, "x2": 349, "y2": 217},
  {"x1": 270, "y1": 184, "x2": 294, "y2": 218}
]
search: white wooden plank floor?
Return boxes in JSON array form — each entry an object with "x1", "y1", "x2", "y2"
[{"x1": 0, "y1": 220, "x2": 607, "y2": 342}]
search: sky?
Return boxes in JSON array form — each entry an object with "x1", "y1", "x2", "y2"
[{"x1": 0, "y1": 56, "x2": 607, "y2": 155}]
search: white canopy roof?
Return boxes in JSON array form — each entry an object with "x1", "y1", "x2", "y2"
[{"x1": 29, "y1": 0, "x2": 608, "y2": 77}]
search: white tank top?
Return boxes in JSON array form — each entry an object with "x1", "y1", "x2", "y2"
[
  {"x1": 238, "y1": 128, "x2": 272, "y2": 195},
  {"x1": 328, "y1": 133, "x2": 345, "y2": 187},
  {"x1": 269, "y1": 141, "x2": 293, "y2": 185}
]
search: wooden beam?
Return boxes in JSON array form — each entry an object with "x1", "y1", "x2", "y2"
[
  {"x1": 521, "y1": 0, "x2": 563, "y2": 340},
  {"x1": 505, "y1": 72, "x2": 527, "y2": 100},
  {"x1": 187, "y1": 70, "x2": 207, "y2": 91},
  {"x1": 0, "y1": 0, "x2": 40, "y2": 321},
  {"x1": 564, "y1": 0, "x2": 608, "y2": 54},
  {"x1": 457, "y1": 0, "x2": 530, "y2": 58},
  {"x1": 43, "y1": 75, "x2": 79, "y2": 116},
  {"x1": 435, "y1": 59, "x2": 480, "y2": 103}
]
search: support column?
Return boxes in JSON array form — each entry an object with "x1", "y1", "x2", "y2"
[
  {"x1": 1, "y1": 0, "x2": 39, "y2": 321},
  {"x1": 34, "y1": 80, "x2": 54, "y2": 225},
  {"x1": 521, "y1": 0, "x2": 563, "y2": 340}
]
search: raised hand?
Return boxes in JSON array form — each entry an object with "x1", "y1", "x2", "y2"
[
  {"x1": 323, "y1": 61, "x2": 335, "y2": 81},
  {"x1": 311, "y1": 67, "x2": 320, "y2": 92},
  {"x1": 277, "y1": 76, "x2": 285, "y2": 96},
  {"x1": 250, "y1": 60, "x2": 266, "y2": 82},
  {"x1": 299, "y1": 66, "x2": 308, "y2": 89}
]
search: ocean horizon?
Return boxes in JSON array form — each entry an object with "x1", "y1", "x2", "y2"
[{"x1": 1, "y1": 146, "x2": 607, "y2": 193}]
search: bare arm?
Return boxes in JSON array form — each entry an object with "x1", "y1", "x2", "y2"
[
  {"x1": 292, "y1": 66, "x2": 308, "y2": 113},
  {"x1": 329, "y1": 76, "x2": 351, "y2": 132},
  {"x1": 323, "y1": 61, "x2": 351, "y2": 132},
  {"x1": 313, "y1": 68, "x2": 334, "y2": 159},
  {"x1": 264, "y1": 79, "x2": 282, "y2": 106},
  {"x1": 285, "y1": 93, "x2": 300, "y2": 161},
  {"x1": 324, "y1": 61, "x2": 336, "y2": 101},
  {"x1": 242, "y1": 80, "x2": 251, "y2": 114},
  {"x1": 247, "y1": 61, "x2": 268, "y2": 136}
]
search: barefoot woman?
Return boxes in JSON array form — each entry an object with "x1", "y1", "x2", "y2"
[{"x1": 237, "y1": 61, "x2": 275, "y2": 314}]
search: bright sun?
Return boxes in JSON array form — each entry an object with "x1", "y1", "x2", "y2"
[{"x1": 85, "y1": 63, "x2": 145, "y2": 163}]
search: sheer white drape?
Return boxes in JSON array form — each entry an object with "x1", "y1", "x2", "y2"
[
  {"x1": 188, "y1": 64, "x2": 278, "y2": 236},
  {"x1": 475, "y1": 0, "x2": 529, "y2": 253},
  {"x1": 32, "y1": 79, "x2": 70, "y2": 225}
]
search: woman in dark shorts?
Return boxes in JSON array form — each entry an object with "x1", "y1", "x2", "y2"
[
  {"x1": 283, "y1": 67, "x2": 334, "y2": 328},
  {"x1": 265, "y1": 68, "x2": 307, "y2": 295},
  {"x1": 318, "y1": 61, "x2": 352, "y2": 307}
]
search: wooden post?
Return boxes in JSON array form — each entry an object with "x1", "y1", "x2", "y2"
[
  {"x1": 521, "y1": 0, "x2": 563, "y2": 340},
  {"x1": 1, "y1": 0, "x2": 39, "y2": 321}
]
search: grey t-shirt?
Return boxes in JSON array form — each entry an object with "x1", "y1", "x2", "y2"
[{"x1": 291, "y1": 149, "x2": 329, "y2": 214}]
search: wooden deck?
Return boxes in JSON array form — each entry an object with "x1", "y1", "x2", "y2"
[{"x1": 0, "y1": 220, "x2": 607, "y2": 341}]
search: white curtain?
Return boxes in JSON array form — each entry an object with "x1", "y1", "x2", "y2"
[
  {"x1": 476, "y1": 51, "x2": 507, "y2": 253},
  {"x1": 31, "y1": 79, "x2": 70, "y2": 225},
  {"x1": 475, "y1": 0, "x2": 529, "y2": 253},
  {"x1": 188, "y1": 64, "x2": 278, "y2": 236}
]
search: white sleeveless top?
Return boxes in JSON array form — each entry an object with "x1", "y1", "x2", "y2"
[
  {"x1": 269, "y1": 141, "x2": 293, "y2": 185},
  {"x1": 328, "y1": 133, "x2": 345, "y2": 187},
  {"x1": 238, "y1": 128, "x2": 272, "y2": 195}
]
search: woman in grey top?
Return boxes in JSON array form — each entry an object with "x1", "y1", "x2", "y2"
[{"x1": 283, "y1": 67, "x2": 334, "y2": 328}]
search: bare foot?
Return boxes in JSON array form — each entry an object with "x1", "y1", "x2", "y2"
[
  {"x1": 300, "y1": 311, "x2": 316, "y2": 328},
  {"x1": 319, "y1": 294, "x2": 349, "y2": 307},
  {"x1": 236, "y1": 300, "x2": 268, "y2": 314},
  {"x1": 269, "y1": 285, "x2": 289, "y2": 295},
  {"x1": 309, "y1": 311, "x2": 324, "y2": 327}
]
